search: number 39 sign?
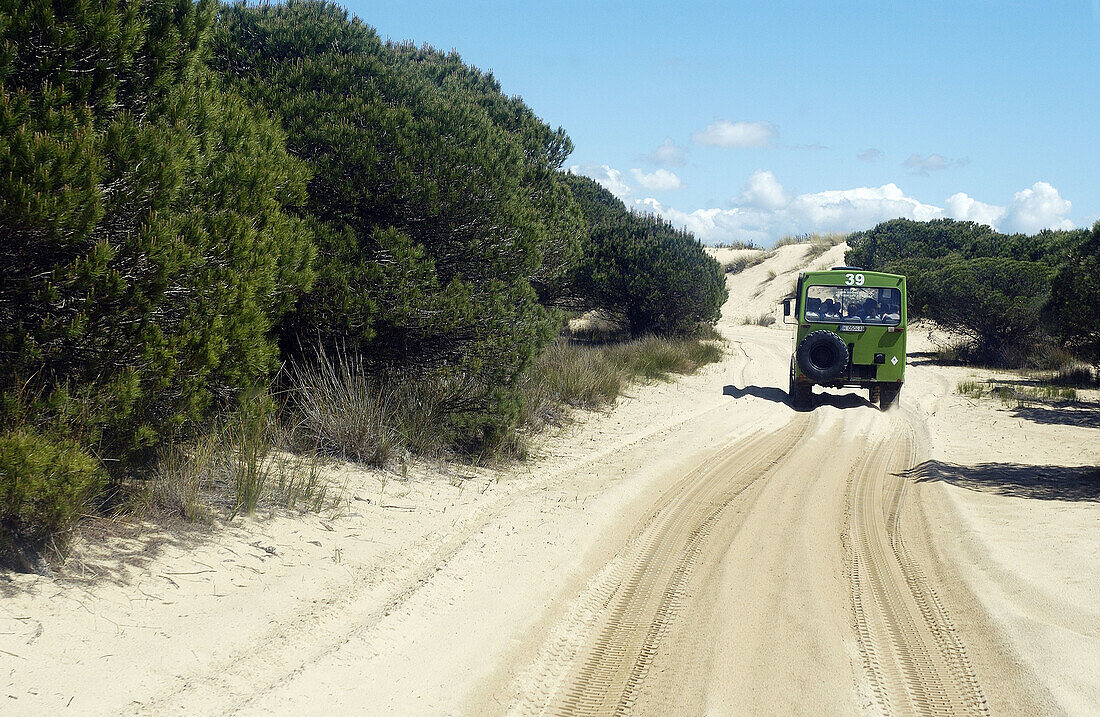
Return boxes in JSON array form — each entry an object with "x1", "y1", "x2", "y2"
[{"x1": 844, "y1": 273, "x2": 865, "y2": 286}]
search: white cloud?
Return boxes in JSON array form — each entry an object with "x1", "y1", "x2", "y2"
[
  {"x1": 737, "y1": 169, "x2": 789, "y2": 210},
  {"x1": 903, "y1": 153, "x2": 968, "y2": 176},
  {"x1": 857, "y1": 148, "x2": 884, "y2": 163},
  {"x1": 630, "y1": 168, "x2": 681, "y2": 192},
  {"x1": 944, "y1": 192, "x2": 1005, "y2": 228},
  {"x1": 942, "y1": 183, "x2": 1074, "y2": 233},
  {"x1": 640, "y1": 174, "x2": 944, "y2": 244},
  {"x1": 645, "y1": 137, "x2": 687, "y2": 167},
  {"x1": 640, "y1": 203, "x2": 775, "y2": 247},
  {"x1": 1001, "y1": 181, "x2": 1074, "y2": 234},
  {"x1": 787, "y1": 183, "x2": 943, "y2": 229},
  {"x1": 691, "y1": 120, "x2": 778, "y2": 148},
  {"x1": 572, "y1": 164, "x2": 1078, "y2": 244},
  {"x1": 568, "y1": 163, "x2": 633, "y2": 202}
]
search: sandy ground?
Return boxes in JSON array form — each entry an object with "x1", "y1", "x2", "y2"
[{"x1": 2, "y1": 243, "x2": 1097, "y2": 715}]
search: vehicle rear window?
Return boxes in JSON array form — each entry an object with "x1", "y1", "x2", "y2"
[{"x1": 803, "y1": 286, "x2": 901, "y2": 326}]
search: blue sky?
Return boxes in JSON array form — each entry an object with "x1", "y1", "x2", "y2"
[{"x1": 348, "y1": 1, "x2": 1098, "y2": 244}]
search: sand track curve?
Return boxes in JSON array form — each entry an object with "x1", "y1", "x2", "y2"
[
  {"x1": 512, "y1": 415, "x2": 814, "y2": 716},
  {"x1": 847, "y1": 418, "x2": 988, "y2": 716}
]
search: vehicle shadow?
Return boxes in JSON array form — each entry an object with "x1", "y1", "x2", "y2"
[
  {"x1": 906, "y1": 350, "x2": 942, "y2": 366},
  {"x1": 722, "y1": 385, "x2": 790, "y2": 403},
  {"x1": 722, "y1": 385, "x2": 877, "y2": 411},
  {"x1": 905, "y1": 459, "x2": 1100, "y2": 502},
  {"x1": 814, "y1": 392, "x2": 877, "y2": 410}
]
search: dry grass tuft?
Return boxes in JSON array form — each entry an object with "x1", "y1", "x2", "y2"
[{"x1": 743, "y1": 312, "x2": 777, "y2": 326}]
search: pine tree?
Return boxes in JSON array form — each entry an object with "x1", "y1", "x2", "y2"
[
  {"x1": 1045, "y1": 223, "x2": 1100, "y2": 366},
  {"x1": 563, "y1": 174, "x2": 727, "y2": 337},
  {"x1": 0, "y1": 0, "x2": 314, "y2": 465},
  {"x1": 210, "y1": 1, "x2": 561, "y2": 439}
]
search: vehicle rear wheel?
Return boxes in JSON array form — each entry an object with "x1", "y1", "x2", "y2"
[
  {"x1": 789, "y1": 361, "x2": 813, "y2": 410},
  {"x1": 879, "y1": 383, "x2": 901, "y2": 411}
]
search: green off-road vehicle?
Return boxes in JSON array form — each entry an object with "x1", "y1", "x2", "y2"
[{"x1": 782, "y1": 267, "x2": 907, "y2": 411}]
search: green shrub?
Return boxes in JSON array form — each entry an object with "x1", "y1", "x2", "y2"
[
  {"x1": 845, "y1": 218, "x2": 1083, "y2": 269},
  {"x1": 575, "y1": 216, "x2": 727, "y2": 336},
  {"x1": 845, "y1": 218, "x2": 1097, "y2": 368},
  {"x1": 0, "y1": 430, "x2": 104, "y2": 558},
  {"x1": 892, "y1": 256, "x2": 1054, "y2": 366},
  {"x1": 211, "y1": 3, "x2": 563, "y2": 444},
  {"x1": 0, "y1": 0, "x2": 314, "y2": 466},
  {"x1": 562, "y1": 174, "x2": 727, "y2": 337},
  {"x1": 1045, "y1": 222, "x2": 1100, "y2": 367}
]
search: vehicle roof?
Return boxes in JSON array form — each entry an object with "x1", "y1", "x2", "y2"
[{"x1": 800, "y1": 268, "x2": 906, "y2": 286}]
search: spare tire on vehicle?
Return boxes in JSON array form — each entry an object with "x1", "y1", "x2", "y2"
[{"x1": 796, "y1": 330, "x2": 849, "y2": 381}]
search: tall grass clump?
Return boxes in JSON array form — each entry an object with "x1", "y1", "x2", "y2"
[
  {"x1": 142, "y1": 399, "x2": 336, "y2": 521},
  {"x1": 957, "y1": 378, "x2": 1080, "y2": 407},
  {"x1": 725, "y1": 251, "x2": 773, "y2": 275},
  {"x1": 146, "y1": 435, "x2": 220, "y2": 522},
  {"x1": 227, "y1": 393, "x2": 280, "y2": 517},
  {"x1": 516, "y1": 341, "x2": 624, "y2": 431},
  {"x1": 712, "y1": 240, "x2": 762, "y2": 250},
  {"x1": 773, "y1": 232, "x2": 847, "y2": 251},
  {"x1": 804, "y1": 234, "x2": 846, "y2": 260},
  {"x1": 142, "y1": 392, "x2": 280, "y2": 519},
  {"x1": 516, "y1": 336, "x2": 723, "y2": 433},
  {"x1": 743, "y1": 313, "x2": 777, "y2": 327},
  {"x1": 604, "y1": 335, "x2": 723, "y2": 381},
  {"x1": 956, "y1": 380, "x2": 986, "y2": 399},
  {"x1": 285, "y1": 348, "x2": 452, "y2": 464},
  {"x1": 270, "y1": 452, "x2": 331, "y2": 513}
]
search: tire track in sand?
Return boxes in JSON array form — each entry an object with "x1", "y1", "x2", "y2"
[
  {"x1": 847, "y1": 418, "x2": 988, "y2": 715},
  {"x1": 510, "y1": 413, "x2": 813, "y2": 716}
]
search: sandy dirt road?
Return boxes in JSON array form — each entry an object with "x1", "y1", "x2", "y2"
[{"x1": 3, "y1": 243, "x2": 1097, "y2": 715}]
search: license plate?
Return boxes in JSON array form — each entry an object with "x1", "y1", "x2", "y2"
[{"x1": 839, "y1": 325, "x2": 865, "y2": 332}]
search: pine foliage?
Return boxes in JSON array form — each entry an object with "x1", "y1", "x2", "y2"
[
  {"x1": 564, "y1": 174, "x2": 727, "y2": 337},
  {"x1": 846, "y1": 218, "x2": 1091, "y2": 365},
  {"x1": 210, "y1": 1, "x2": 573, "y2": 440},
  {"x1": 0, "y1": 0, "x2": 314, "y2": 464},
  {"x1": 1045, "y1": 222, "x2": 1100, "y2": 366},
  {"x1": 0, "y1": 429, "x2": 104, "y2": 560}
]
